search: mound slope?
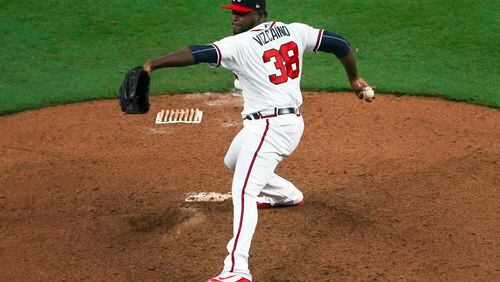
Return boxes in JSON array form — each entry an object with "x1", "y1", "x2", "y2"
[{"x1": 0, "y1": 93, "x2": 499, "y2": 281}]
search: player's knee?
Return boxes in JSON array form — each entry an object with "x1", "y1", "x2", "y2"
[{"x1": 231, "y1": 184, "x2": 259, "y2": 199}]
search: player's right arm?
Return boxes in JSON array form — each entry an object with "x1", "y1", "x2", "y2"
[
  {"x1": 338, "y1": 51, "x2": 370, "y2": 99},
  {"x1": 316, "y1": 32, "x2": 370, "y2": 98},
  {"x1": 292, "y1": 23, "x2": 372, "y2": 99},
  {"x1": 318, "y1": 31, "x2": 372, "y2": 98},
  {"x1": 143, "y1": 45, "x2": 221, "y2": 76}
]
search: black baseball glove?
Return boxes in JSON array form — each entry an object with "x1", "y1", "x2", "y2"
[{"x1": 118, "y1": 66, "x2": 150, "y2": 114}]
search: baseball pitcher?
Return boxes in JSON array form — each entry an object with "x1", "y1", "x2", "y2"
[{"x1": 143, "y1": 0, "x2": 373, "y2": 281}]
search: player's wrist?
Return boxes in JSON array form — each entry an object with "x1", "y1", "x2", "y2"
[
  {"x1": 143, "y1": 61, "x2": 154, "y2": 75},
  {"x1": 349, "y1": 75, "x2": 361, "y2": 84},
  {"x1": 349, "y1": 77, "x2": 362, "y2": 91}
]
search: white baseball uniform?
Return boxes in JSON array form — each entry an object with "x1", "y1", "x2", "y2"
[{"x1": 210, "y1": 21, "x2": 323, "y2": 280}]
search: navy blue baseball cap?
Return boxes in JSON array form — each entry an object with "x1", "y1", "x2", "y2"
[{"x1": 223, "y1": 0, "x2": 266, "y2": 12}]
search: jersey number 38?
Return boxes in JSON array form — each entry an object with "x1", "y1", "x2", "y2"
[{"x1": 262, "y1": 41, "x2": 300, "y2": 85}]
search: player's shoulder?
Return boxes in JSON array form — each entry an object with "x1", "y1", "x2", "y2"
[
  {"x1": 261, "y1": 21, "x2": 301, "y2": 29},
  {"x1": 287, "y1": 22, "x2": 316, "y2": 31},
  {"x1": 213, "y1": 33, "x2": 241, "y2": 47}
]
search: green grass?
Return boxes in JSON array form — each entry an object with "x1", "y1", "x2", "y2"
[{"x1": 1, "y1": 0, "x2": 499, "y2": 114}]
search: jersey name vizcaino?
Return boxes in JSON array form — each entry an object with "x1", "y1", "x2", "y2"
[{"x1": 252, "y1": 26, "x2": 291, "y2": 46}]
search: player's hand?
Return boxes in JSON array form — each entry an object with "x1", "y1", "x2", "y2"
[{"x1": 350, "y1": 77, "x2": 375, "y2": 102}]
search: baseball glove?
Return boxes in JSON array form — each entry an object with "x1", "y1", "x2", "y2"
[{"x1": 118, "y1": 66, "x2": 150, "y2": 114}]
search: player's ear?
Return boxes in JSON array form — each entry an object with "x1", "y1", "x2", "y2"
[{"x1": 258, "y1": 10, "x2": 267, "y2": 19}]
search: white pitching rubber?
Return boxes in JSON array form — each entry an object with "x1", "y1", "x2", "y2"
[{"x1": 156, "y1": 108, "x2": 203, "y2": 124}]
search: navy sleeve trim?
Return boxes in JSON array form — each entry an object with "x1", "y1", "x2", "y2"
[
  {"x1": 188, "y1": 45, "x2": 219, "y2": 64},
  {"x1": 212, "y1": 44, "x2": 222, "y2": 67},
  {"x1": 313, "y1": 29, "x2": 324, "y2": 52},
  {"x1": 317, "y1": 30, "x2": 352, "y2": 58}
]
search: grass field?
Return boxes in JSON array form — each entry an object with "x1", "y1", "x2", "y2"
[{"x1": 1, "y1": 0, "x2": 499, "y2": 114}]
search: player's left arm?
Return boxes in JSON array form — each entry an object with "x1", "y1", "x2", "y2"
[
  {"x1": 316, "y1": 31, "x2": 373, "y2": 100},
  {"x1": 143, "y1": 48, "x2": 196, "y2": 75}
]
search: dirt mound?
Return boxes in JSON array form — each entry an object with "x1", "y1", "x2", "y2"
[{"x1": 0, "y1": 92, "x2": 499, "y2": 281}]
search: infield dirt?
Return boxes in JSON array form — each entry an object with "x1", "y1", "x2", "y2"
[{"x1": 0, "y1": 93, "x2": 499, "y2": 281}]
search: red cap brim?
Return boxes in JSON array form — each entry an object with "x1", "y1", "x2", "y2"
[{"x1": 222, "y1": 4, "x2": 255, "y2": 12}]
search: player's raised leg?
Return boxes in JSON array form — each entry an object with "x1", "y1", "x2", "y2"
[{"x1": 257, "y1": 173, "x2": 304, "y2": 208}]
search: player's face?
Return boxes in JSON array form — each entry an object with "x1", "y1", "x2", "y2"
[{"x1": 231, "y1": 11, "x2": 260, "y2": 34}]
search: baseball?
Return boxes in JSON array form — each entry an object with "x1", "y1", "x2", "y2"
[
  {"x1": 234, "y1": 79, "x2": 242, "y2": 90},
  {"x1": 362, "y1": 87, "x2": 375, "y2": 101}
]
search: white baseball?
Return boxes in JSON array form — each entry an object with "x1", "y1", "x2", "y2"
[
  {"x1": 362, "y1": 87, "x2": 375, "y2": 101},
  {"x1": 234, "y1": 79, "x2": 242, "y2": 90}
]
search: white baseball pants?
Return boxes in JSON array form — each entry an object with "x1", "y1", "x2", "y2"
[{"x1": 220, "y1": 114, "x2": 304, "y2": 280}]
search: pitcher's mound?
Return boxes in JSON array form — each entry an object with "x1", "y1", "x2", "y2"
[{"x1": 0, "y1": 92, "x2": 499, "y2": 281}]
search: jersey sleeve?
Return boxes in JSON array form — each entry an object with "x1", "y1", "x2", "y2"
[
  {"x1": 289, "y1": 23, "x2": 323, "y2": 53},
  {"x1": 209, "y1": 36, "x2": 241, "y2": 72}
]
